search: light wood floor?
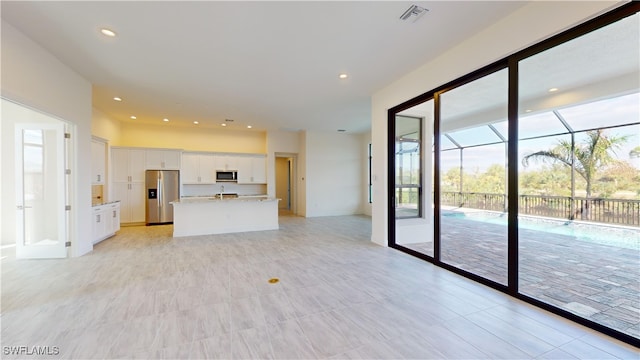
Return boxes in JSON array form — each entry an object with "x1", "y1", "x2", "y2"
[{"x1": 1, "y1": 215, "x2": 637, "y2": 359}]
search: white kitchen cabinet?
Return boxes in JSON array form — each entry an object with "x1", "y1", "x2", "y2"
[
  {"x1": 250, "y1": 156, "x2": 267, "y2": 184},
  {"x1": 146, "y1": 149, "x2": 181, "y2": 170},
  {"x1": 182, "y1": 152, "x2": 216, "y2": 184},
  {"x1": 92, "y1": 202, "x2": 120, "y2": 244},
  {"x1": 112, "y1": 148, "x2": 146, "y2": 183},
  {"x1": 107, "y1": 202, "x2": 121, "y2": 233},
  {"x1": 91, "y1": 139, "x2": 106, "y2": 184},
  {"x1": 214, "y1": 154, "x2": 238, "y2": 171},
  {"x1": 113, "y1": 182, "x2": 145, "y2": 224},
  {"x1": 112, "y1": 148, "x2": 146, "y2": 224},
  {"x1": 237, "y1": 155, "x2": 267, "y2": 184},
  {"x1": 92, "y1": 206, "x2": 107, "y2": 243}
]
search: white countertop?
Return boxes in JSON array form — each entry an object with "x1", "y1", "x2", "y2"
[
  {"x1": 171, "y1": 196, "x2": 278, "y2": 204},
  {"x1": 92, "y1": 200, "x2": 121, "y2": 207}
]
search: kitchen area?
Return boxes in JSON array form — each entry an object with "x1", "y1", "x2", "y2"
[{"x1": 91, "y1": 139, "x2": 279, "y2": 244}]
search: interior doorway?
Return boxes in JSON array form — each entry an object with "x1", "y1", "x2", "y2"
[
  {"x1": 275, "y1": 154, "x2": 296, "y2": 216},
  {"x1": 5, "y1": 98, "x2": 70, "y2": 259}
]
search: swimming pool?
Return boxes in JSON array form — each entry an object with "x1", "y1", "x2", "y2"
[{"x1": 443, "y1": 210, "x2": 640, "y2": 250}]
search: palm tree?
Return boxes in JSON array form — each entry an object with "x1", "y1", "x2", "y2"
[{"x1": 522, "y1": 129, "x2": 629, "y2": 219}]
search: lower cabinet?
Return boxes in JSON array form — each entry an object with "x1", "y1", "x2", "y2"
[
  {"x1": 112, "y1": 182, "x2": 145, "y2": 224},
  {"x1": 93, "y1": 202, "x2": 121, "y2": 244}
]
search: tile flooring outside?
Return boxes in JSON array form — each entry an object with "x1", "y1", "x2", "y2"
[
  {"x1": 1, "y1": 215, "x2": 638, "y2": 359},
  {"x1": 403, "y1": 215, "x2": 640, "y2": 339}
]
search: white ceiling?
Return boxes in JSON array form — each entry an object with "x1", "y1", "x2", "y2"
[{"x1": 1, "y1": 1, "x2": 528, "y2": 133}]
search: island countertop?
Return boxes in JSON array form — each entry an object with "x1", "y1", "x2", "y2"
[
  {"x1": 171, "y1": 196, "x2": 276, "y2": 204},
  {"x1": 171, "y1": 196, "x2": 280, "y2": 237}
]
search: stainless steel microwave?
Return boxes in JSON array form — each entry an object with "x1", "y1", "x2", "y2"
[{"x1": 216, "y1": 171, "x2": 237, "y2": 182}]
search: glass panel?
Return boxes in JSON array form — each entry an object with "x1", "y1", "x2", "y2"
[
  {"x1": 22, "y1": 131, "x2": 44, "y2": 246},
  {"x1": 559, "y1": 92, "x2": 640, "y2": 132},
  {"x1": 395, "y1": 115, "x2": 421, "y2": 218},
  {"x1": 441, "y1": 149, "x2": 461, "y2": 193},
  {"x1": 446, "y1": 126, "x2": 502, "y2": 147},
  {"x1": 22, "y1": 128, "x2": 61, "y2": 247},
  {"x1": 518, "y1": 13, "x2": 640, "y2": 341},
  {"x1": 440, "y1": 68, "x2": 509, "y2": 285},
  {"x1": 395, "y1": 101, "x2": 434, "y2": 257},
  {"x1": 441, "y1": 134, "x2": 458, "y2": 150},
  {"x1": 494, "y1": 112, "x2": 571, "y2": 140}
]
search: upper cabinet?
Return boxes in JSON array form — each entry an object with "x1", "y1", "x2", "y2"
[
  {"x1": 214, "y1": 154, "x2": 238, "y2": 171},
  {"x1": 237, "y1": 155, "x2": 267, "y2": 184},
  {"x1": 91, "y1": 139, "x2": 106, "y2": 184},
  {"x1": 112, "y1": 148, "x2": 146, "y2": 183},
  {"x1": 145, "y1": 149, "x2": 181, "y2": 170},
  {"x1": 182, "y1": 152, "x2": 216, "y2": 184}
]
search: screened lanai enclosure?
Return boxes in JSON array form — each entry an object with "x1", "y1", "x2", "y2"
[{"x1": 390, "y1": 6, "x2": 639, "y2": 345}]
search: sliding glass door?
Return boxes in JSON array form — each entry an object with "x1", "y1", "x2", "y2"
[
  {"x1": 517, "y1": 12, "x2": 640, "y2": 339},
  {"x1": 387, "y1": 3, "x2": 639, "y2": 346},
  {"x1": 439, "y1": 69, "x2": 509, "y2": 285}
]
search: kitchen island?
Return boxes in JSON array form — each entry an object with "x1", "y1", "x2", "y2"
[{"x1": 170, "y1": 196, "x2": 279, "y2": 237}]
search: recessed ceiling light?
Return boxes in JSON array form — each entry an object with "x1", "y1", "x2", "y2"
[
  {"x1": 100, "y1": 28, "x2": 117, "y2": 37},
  {"x1": 193, "y1": 121, "x2": 199, "y2": 125},
  {"x1": 221, "y1": 123, "x2": 227, "y2": 127},
  {"x1": 339, "y1": 73, "x2": 348, "y2": 79},
  {"x1": 525, "y1": 109, "x2": 532, "y2": 113},
  {"x1": 548, "y1": 88, "x2": 559, "y2": 92},
  {"x1": 247, "y1": 125, "x2": 252, "y2": 129},
  {"x1": 113, "y1": 97, "x2": 122, "y2": 101},
  {"x1": 130, "y1": 115, "x2": 137, "y2": 119},
  {"x1": 163, "y1": 118, "x2": 169, "y2": 122}
]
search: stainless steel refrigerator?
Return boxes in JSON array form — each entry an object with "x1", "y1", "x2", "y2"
[{"x1": 145, "y1": 170, "x2": 180, "y2": 225}]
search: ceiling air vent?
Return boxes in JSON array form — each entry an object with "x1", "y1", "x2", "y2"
[{"x1": 399, "y1": 4, "x2": 428, "y2": 22}]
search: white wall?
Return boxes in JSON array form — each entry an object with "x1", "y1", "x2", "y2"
[
  {"x1": 370, "y1": 1, "x2": 623, "y2": 246},
  {"x1": 92, "y1": 107, "x2": 121, "y2": 143},
  {"x1": 1, "y1": 22, "x2": 93, "y2": 256},
  {"x1": 117, "y1": 121, "x2": 266, "y2": 153},
  {"x1": 304, "y1": 131, "x2": 363, "y2": 217}
]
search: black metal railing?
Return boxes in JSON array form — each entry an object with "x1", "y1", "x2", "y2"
[{"x1": 440, "y1": 191, "x2": 640, "y2": 227}]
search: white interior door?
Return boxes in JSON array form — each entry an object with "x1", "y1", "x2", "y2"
[{"x1": 15, "y1": 123, "x2": 67, "y2": 258}]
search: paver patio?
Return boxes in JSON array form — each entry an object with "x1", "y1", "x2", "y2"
[{"x1": 402, "y1": 215, "x2": 640, "y2": 339}]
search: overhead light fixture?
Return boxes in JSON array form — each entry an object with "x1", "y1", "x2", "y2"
[
  {"x1": 221, "y1": 123, "x2": 227, "y2": 127},
  {"x1": 525, "y1": 109, "x2": 532, "y2": 113},
  {"x1": 193, "y1": 121, "x2": 199, "y2": 125},
  {"x1": 339, "y1": 73, "x2": 348, "y2": 79},
  {"x1": 100, "y1": 28, "x2": 116, "y2": 37},
  {"x1": 163, "y1": 118, "x2": 169, "y2": 122},
  {"x1": 399, "y1": 4, "x2": 428, "y2": 22},
  {"x1": 113, "y1": 97, "x2": 122, "y2": 101},
  {"x1": 548, "y1": 88, "x2": 559, "y2": 92},
  {"x1": 130, "y1": 115, "x2": 137, "y2": 119},
  {"x1": 247, "y1": 125, "x2": 252, "y2": 129}
]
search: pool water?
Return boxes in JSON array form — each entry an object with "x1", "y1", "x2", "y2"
[{"x1": 443, "y1": 210, "x2": 640, "y2": 250}]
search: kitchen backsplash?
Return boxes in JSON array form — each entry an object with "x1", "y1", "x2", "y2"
[{"x1": 182, "y1": 183, "x2": 266, "y2": 197}]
